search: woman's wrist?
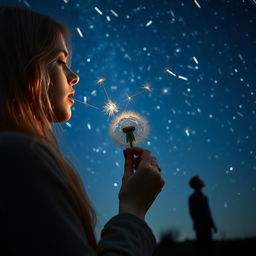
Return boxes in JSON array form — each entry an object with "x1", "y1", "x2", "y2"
[{"x1": 119, "y1": 203, "x2": 145, "y2": 220}]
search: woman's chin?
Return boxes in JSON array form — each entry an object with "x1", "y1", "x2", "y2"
[
  {"x1": 49, "y1": 110, "x2": 72, "y2": 123},
  {"x1": 61, "y1": 111, "x2": 72, "y2": 123}
]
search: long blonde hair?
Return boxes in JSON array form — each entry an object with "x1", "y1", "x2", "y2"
[{"x1": 0, "y1": 6, "x2": 97, "y2": 248}]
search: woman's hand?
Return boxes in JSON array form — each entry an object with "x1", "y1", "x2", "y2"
[{"x1": 118, "y1": 147, "x2": 165, "y2": 220}]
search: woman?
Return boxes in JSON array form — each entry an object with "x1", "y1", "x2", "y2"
[{"x1": 0, "y1": 6, "x2": 165, "y2": 255}]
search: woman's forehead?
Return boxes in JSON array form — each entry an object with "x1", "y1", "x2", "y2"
[{"x1": 55, "y1": 34, "x2": 69, "y2": 56}]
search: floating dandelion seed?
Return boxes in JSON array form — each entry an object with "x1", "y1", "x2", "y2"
[
  {"x1": 124, "y1": 84, "x2": 153, "y2": 109},
  {"x1": 96, "y1": 77, "x2": 110, "y2": 99},
  {"x1": 129, "y1": 83, "x2": 153, "y2": 98},
  {"x1": 142, "y1": 83, "x2": 153, "y2": 92},
  {"x1": 124, "y1": 95, "x2": 134, "y2": 110},
  {"x1": 110, "y1": 111, "x2": 149, "y2": 147},
  {"x1": 103, "y1": 100, "x2": 118, "y2": 116},
  {"x1": 96, "y1": 77, "x2": 106, "y2": 85}
]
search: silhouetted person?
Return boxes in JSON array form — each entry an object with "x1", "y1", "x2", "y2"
[{"x1": 188, "y1": 176, "x2": 217, "y2": 256}]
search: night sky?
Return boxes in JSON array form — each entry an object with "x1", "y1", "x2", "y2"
[{"x1": 2, "y1": 0, "x2": 256, "y2": 241}]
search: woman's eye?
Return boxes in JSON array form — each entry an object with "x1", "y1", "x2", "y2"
[{"x1": 58, "y1": 60, "x2": 67, "y2": 66}]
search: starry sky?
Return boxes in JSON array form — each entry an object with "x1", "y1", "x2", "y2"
[{"x1": 2, "y1": 0, "x2": 256, "y2": 241}]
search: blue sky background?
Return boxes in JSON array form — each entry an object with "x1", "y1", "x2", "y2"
[{"x1": 2, "y1": 0, "x2": 256, "y2": 241}]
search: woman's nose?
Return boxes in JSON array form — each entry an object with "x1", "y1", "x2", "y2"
[{"x1": 67, "y1": 71, "x2": 79, "y2": 86}]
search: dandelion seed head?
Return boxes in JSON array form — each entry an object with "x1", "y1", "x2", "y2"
[{"x1": 110, "y1": 111, "x2": 149, "y2": 147}]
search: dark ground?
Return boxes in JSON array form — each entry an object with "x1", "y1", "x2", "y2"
[{"x1": 153, "y1": 237, "x2": 256, "y2": 256}]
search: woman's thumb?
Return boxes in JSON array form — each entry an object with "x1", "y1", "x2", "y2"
[{"x1": 123, "y1": 149, "x2": 134, "y2": 179}]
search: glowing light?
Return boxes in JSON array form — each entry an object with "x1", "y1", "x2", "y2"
[
  {"x1": 103, "y1": 100, "x2": 118, "y2": 116},
  {"x1": 166, "y1": 68, "x2": 177, "y2": 77},
  {"x1": 110, "y1": 111, "x2": 149, "y2": 147},
  {"x1": 76, "y1": 27, "x2": 84, "y2": 38},
  {"x1": 124, "y1": 53, "x2": 132, "y2": 61},
  {"x1": 237, "y1": 111, "x2": 244, "y2": 117},
  {"x1": 94, "y1": 6, "x2": 103, "y2": 15},
  {"x1": 185, "y1": 129, "x2": 190, "y2": 136},
  {"x1": 66, "y1": 122, "x2": 72, "y2": 128},
  {"x1": 124, "y1": 95, "x2": 135, "y2": 110},
  {"x1": 146, "y1": 20, "x2": 153, "y2": 27},
  {"x1": 163, "y1": 88, "x2": 169, "y2": 94},
  {"x1": 193, "y1": 0, "x2": 201, "y2": 8},
  {"x1": 110, "y1": 9, "x2": 119, "y2": 17},
  {"x1": 178, "y1": 75, "x2": 188, "y2": 81},
  {"x1": 192, "y1": 56, "x2": 199, "y2": 64},
  {"x1": 238, "y1": 53, "x2": 245, "y2": 63},
  {"x1": 83, "y1": 96, "x2": 87, "y2": 104},
  {"x1": 91, "y1": 90, "x2": 97, "y2": 96}
]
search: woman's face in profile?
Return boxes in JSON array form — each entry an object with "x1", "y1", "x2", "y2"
[{"x1": 48, "y1": 34, "x2": 79, "y2": 123}]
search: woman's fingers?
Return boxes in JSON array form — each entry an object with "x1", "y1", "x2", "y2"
[
  {"x1": 132, "y1": 155, "x2": 162, "y2": 172},
  {"x1": 150, "y1": 156, "x2": 158, "y2": 166},
  {"x1": 123, "y1": 150, "x2": 134, "y2": 179},
  {"x1": 150, "y1": 156, "x2": 161, "y2": 172},
  {"x1": 120, "y1": 147, "x2": 165, "y2": 219},
  {"x1": 124, "y1": 147, "x2": 162, "y2": 172},
  {"x1": 132, "y1": 156, "x2": 141, "y2": 170},
  {"x1": 124, "y1": 147, "x2": 150, "y2": 172},
  {"x1": 125, "y1": 147, "x2": 151, "y2": 161}
]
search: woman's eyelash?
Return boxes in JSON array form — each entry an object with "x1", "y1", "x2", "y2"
[{"x1": 58, "y1": 60, "x2": 67, "y2": 66}]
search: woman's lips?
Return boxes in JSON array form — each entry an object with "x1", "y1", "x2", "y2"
[
  {"x1": 68, "y1": 96, "x2": 75, "y2": 104},
  {"x1": 67, "y1": 91, "x2": 75, "y2": 104}
]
